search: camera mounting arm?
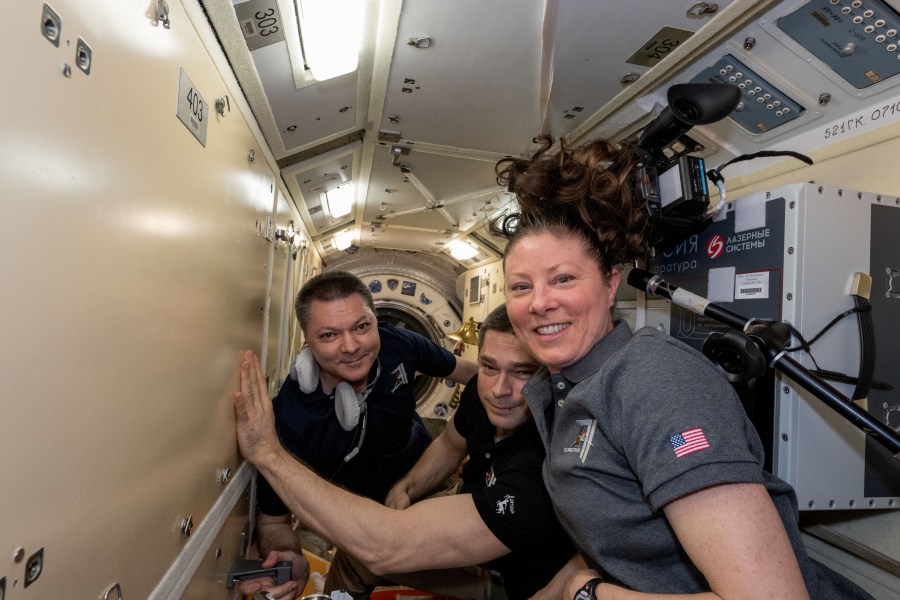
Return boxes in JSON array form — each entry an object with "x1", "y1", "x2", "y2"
[{"x1": 628, "y1": 268, "x2": 900, "y2": 460}]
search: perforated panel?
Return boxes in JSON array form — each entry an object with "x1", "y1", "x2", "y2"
[
  {"x1": 692, "y1": 54, "x2": 805, "y2": 133},
  {"x1": 777, "y1": 0, "x2": 900, "y2": 89}
]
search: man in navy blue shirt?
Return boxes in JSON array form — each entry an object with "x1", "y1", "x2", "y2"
[
  {"x1": 245, "y1": 271, "x2": 477, "y2": 598},
  {"x1": 236, "y1": 304, "x2": 580, "y2": 600}
]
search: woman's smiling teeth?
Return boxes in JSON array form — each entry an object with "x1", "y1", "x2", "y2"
[{"x1": 536, "y1": 323, "x2": 569, "y2": 335}]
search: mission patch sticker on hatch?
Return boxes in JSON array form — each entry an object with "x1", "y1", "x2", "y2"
[{"x1": 734, "y1": 271, "x2": 769, "y2": 300}]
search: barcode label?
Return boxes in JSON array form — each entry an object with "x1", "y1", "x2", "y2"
[
  {"x1": 242, "y1": 19, "x2": 257, "y2": 36},
  {"x1": 735, "y1": 272, "x2": 769, "y2": 300}
]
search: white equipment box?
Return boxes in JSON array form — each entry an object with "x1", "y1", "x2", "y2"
[{"x1": 643, "y1": 183, "x2": 899, "y2": 510}]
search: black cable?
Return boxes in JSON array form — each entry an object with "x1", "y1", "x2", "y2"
[
  {"x1": 706, "y1": 150, "x2": 813, "y2": 186},
  {"x1": 783, "y1": 304, "x2": 891, "y2": 394}
]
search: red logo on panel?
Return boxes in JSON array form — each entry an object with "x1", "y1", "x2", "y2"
[{"x1": 707, "y1": 235, "x2": 724, "y2": 259}]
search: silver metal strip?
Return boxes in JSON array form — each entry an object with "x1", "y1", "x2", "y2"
[{"x1": 148, "y1": 461, "x2": 254, "y2": 599}]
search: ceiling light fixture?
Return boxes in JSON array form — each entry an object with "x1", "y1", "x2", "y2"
[
  {"x1": 325, "y1": 181, "x2": 354, "y2": 218},
  {"x1": 333, "y1": 230, "x2": 354, "y2": 250},
  {"x1": 449, "y1": 240, "x2": 478, "y2": 260},
  {"x1": 296, "y1": 0, "x2": 363, "y2": 81}
]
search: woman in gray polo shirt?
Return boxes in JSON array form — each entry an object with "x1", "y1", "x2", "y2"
[{"x1": 488, "y1": 136, "x2": 872, "y2": 600}]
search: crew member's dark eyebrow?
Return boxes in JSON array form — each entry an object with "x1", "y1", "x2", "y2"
[{"x1": 480, "y1": 355, "x2": 538, "y2": 370}]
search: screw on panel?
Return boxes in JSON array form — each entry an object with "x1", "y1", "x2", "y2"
[
  {"x1": 743, "y1": 37, "x2": 756, "y2": 50},
  {"x1": 215, "y1": 548, "x2": 222, "y2": 558},
  {"x1": 817, "y1": 186, "x2": 823, "y2": 194},
  {"x1": 789, "y1": 200, "x2": 796, "y2": 209},
  {"x1": 61, "y1": 63, "x2": 72, "y2": 78},
  {"x1": 838, "y1": 189, "x2": 843, "y2": 197},
  {"x1": 788, "y1": 247, "x2": 794, "y2": 255},
  {"x1": 781, "y1": 433, "x2": 789, "y2": 442},
  {"x1": 766, "y1": 191, "x2": 771, "y2": 199},
  {"x1": 220, "y1": 467, "x2": 232, "y2": 484},
  {"x1": 828, "y1": 500, "x2": 836, "y2": 508},
  {"x1": 877, "y1": 195, "x2": 883, "y2": 203},
  {"x1": 248, "y1": 149, "x2": 256, "y2": 164},
  {"x1": 786, "y1": 293, "x2": 793, "y2": 301},
  {"x1": 620, "y1": 72, "x2": 641, "y2": 84},
  {"x1": 869, "y1": 499, "x2": 876, "y2": 507},
  {"x1": 13, "y1": 547, "x2": 25, "y2": 563},
  {"x1": 818, "y1": 93, "x2": 832, "y2": 106},
  {"x1": 41, "y1": 4, "x2": 62, "y2": 47},
  {"x1": 849, "y1": 499, "x2": 856, "y2": 507},
  {"x1": 808, "y1": 500, "x2": 815, "y2": 509}
]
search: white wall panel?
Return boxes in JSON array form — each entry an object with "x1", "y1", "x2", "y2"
[{"x1": 0, "y1": 0, "x2": 305, "y2": 596}]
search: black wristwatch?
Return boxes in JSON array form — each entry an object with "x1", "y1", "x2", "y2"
[{"x1": 573, "y1": 577, "x2": 603, "y2": 600}]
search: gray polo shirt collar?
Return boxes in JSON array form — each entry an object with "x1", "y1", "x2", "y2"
[
  {"x1": 559, "y1": 320, "x2": 633, "y2": 385},
  {"x1": 524, "y1": 320, "x2": 633, "y2": 444}
]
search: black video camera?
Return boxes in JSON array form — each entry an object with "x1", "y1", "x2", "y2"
[{"x1": 633, "y1": 83, "x2": 741, "y2": 251}]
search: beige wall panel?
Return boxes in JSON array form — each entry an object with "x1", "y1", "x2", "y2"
[
  {"x1": 0, "y1": 0, "x2": 277, "y2": 596},
  {"x1": 729, "y1": 122, "x2": 900, "y2": 199}
]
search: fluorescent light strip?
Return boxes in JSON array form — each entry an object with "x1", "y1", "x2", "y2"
[{"x1": 296, "y1": 0, "x2": 363, "y2": 81}]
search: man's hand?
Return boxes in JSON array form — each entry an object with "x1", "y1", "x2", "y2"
[
  {"x1": 234, "y1": 350, "x2": 281, "y2": 465},
  {"x1": 385, "y1": 483, "x2": 412, "y2": 510},
  {"x1": 236, "y1": 550, "x2": 311, "y2": 600}
]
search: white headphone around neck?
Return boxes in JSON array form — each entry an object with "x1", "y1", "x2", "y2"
[{"x1": 290, "y1": 347, "x2": 381, "y2": 462}]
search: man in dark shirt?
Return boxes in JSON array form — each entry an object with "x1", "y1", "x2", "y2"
[
  {"x1": 247, "y1": 271, "x2": 477, "y2": 599},
  {"x1": 235, "y1": 304, "x2": 580, "y2": 600}
]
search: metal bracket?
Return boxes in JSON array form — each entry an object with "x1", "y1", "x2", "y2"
[
  {"x1": 41, "y1": 4, "x2": 62, "y2": 47},
  {"x1": 686, "y1": 2, "x2": 718, "y2": 17},
  {"x1": 390, "y1": 145, "x2": 410, "y2": 166},
  {"x1": 75, "y1": 37, "x2": 92, "y2": 75},
  {"x1": 216, "y1": 95, "x2": 231, "y2": 117},
  {"x1": 101, "y1": 582, "x2": 123, "y2": 600}
]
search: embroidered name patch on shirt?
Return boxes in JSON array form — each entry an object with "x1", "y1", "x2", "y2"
[
  {"x1": 670, "y1": 428, "x2": 710, "y2": 458},
  {"x1": 564, "y1": 419, "x2": 596, "y2": 463}
]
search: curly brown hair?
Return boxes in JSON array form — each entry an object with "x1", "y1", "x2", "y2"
[{"x1": 491, "y1": 136, "x2": 651, "y2": 274}]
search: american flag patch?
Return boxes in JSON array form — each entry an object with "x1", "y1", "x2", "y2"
[{"x1": 670, "y1": 428, "x2": 710, "y2": 458}]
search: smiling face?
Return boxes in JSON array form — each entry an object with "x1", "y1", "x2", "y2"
[
  {"x1": 477, "y1": 329, "x2": 539, "y2": 440},
  {"x1": 304, "y1": 294, "x2": 381, "y2": 392},
  {"x1": 504, "y1": 231, "x2": 620, "y2": 373}
]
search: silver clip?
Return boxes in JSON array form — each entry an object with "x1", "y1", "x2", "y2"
[
  {"x1": 101, "y1": 583, "x2": 124, "y2": 600},
  {"x1": 157, "y1": 0, "x2": 171, "y2": 29},
  {"x1": 216, "y1": 95, "x2": 231, "y2": 117}
]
